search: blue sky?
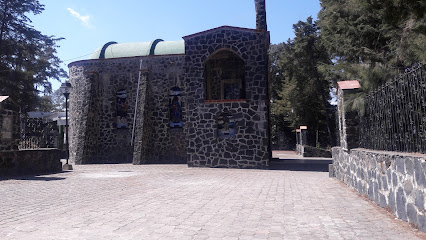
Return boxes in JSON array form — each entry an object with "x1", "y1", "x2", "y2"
[{"x1": 31, "y1": 0, "x2": 321, "y2": 90}]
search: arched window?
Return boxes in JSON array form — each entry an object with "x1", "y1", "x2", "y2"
[
  {"x1": 116, "y1": 90, "x2": 128, "y2": 129},
  {"x1": 204, "y1": 50, "x2": 245, "y2": 100}
]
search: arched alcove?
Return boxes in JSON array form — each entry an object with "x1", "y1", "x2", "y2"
[
  {"x1": 204, "y1": 49, "x2": 245, "y2": 100},
  {"x1": 169, "y1": 86, "x2": 183, "y2": 128},
  {"x1": 116, "y1": 90, "x2": 128, "y2": 129}
]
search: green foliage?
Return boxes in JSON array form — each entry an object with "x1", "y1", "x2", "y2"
[
  {"x1": 271, "y1": 1, "x2": 426, "y2": 148},
  {"x1": 0, "y1": 0, "x2": 67, "y2": 112},
  {"x1": 318, "y1": 0, "x2": 425, "y2": 67},
  {"x1": 271, "y1": 17, "x2": 336, "y2": 147},
  {"x1": 269, "y1": 42, "x2": 285, "y2": 101},
  {"x1": 317, "y1": 0, "x2": 426, "y2": 113},
  {"x1": 35, "y1": 89, "x2": 65, "y2": 112}
]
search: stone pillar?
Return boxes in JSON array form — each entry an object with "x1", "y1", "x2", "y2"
[
  {"x1": 0, "y1": 97, "x2": 19, "y2": 151},
  {"x1": 296, "y1": 128, "x2": 302, "y2": 154},
  {"x1": 300, "y1": 126, "x2": 307, "y2": 146},
  {"x1": 337, "y1": 87, "x2": 346, "y2": 149},
  {"x1": 296, "y1": 129, "x2": 300, "y2": 145},
  {"x1": 69, "y1": 71, "x2": 98, "y2": 164},
  {"x1": 132, "y1": 71, "x2": 149, "y2": 164},
  {"x1": 254, "y1": 0, "x2": 267, "y2": 31},
  {"x1": 336, "y1": 81, "x2": 361, "y2": 150}
]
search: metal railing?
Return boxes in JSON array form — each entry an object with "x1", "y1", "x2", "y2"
[
  {"x1": 360, "y1": 63, "x2": 425, "y2": 154},
  {"x1": 19, "y1": 118, "x2": 60, "y2": 149}
]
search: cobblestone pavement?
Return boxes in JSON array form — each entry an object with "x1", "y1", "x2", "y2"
[{"x1": 1, "y1": 164, "x2": 425, "y2": 240}]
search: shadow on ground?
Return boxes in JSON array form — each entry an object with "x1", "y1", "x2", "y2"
[
  {"x1": 268, "y1": 158, "x2": 332, "y2": 172},
  {"x1": 0, "y1": 173, "x2": 66, "y2": 181}
]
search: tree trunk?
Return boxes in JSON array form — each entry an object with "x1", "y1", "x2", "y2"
[
  {"x1": 0, "y1": 0, "x2": 10, "y2": 57},
  {"x1": 308, "y1": 39, "x2": 336, "y2": 146}
]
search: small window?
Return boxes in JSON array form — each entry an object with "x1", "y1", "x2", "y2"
[
  {"x1": 116, "y1": 90, "x2": 128, "y2": 129},
  {"x1": 205, "y1": 50, "x2": 245, "y2": 100}
]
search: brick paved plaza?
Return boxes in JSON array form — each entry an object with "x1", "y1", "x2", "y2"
[{"x1": 1, "y1": 162, "x2": 425, "y2": 239}]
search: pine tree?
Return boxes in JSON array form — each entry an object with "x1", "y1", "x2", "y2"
[
  {"x1": 318, "y1": 0, "x2": 426, "y2": 87},
  {"x1": 0, "y1": 0, "x2": 67, "y2": 112},
  {"x1": 317, "y1": 0, "x2": 425, "y2": 115},
  {"x1": 272, "y1": 17, "x2": 336, "y2": 147}
]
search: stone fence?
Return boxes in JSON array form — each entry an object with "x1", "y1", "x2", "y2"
[
  {"x1": 332, "y1": 147, "x2": 425, "y2": 232},
  {"x1": 295, "y1": 126, "x2": 307, "y2": 155},
  {"x1": 0, "y1": 149, "x2": 62, "y2": 178}
]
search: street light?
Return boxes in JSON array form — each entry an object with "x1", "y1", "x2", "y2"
[{"x1": 60, "y1": 81, "x2": 72, "y2": 170}]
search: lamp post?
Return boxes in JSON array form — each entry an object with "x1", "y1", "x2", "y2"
[{"x1": 60, "y1": 81, "x2": 72, "y2": 170}]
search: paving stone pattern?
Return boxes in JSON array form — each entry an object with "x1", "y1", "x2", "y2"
[{"x1": 1, "y1": 164, "x2": 424, "y2": 239}]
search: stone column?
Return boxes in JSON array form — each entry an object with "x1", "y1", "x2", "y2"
[
  {"x1": 0, "y1": 98, "x2": 19, "y2": 151},
  {"x1": 296, "y1": 129, "x2": 300, "y2": 145},
  {"x1": 300, "y1": 126, "x2": 307, "y2": 146},
  {"x1": 336, "y1": 80, "x2": 361, "y2": 150},
  {"x1": 69, "y1": 71, "x2": 98, "y2": 164},
  {"x1": 132, "y1": 71, "x2": 149, "y2": 164},
  {"x1": 254, "y1": 0, "x2": 267, "y2": 31},
  {"x1": 296, "y1": 128, "x2": 301, "y2": 154}
]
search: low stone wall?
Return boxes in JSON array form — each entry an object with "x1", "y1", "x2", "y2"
[
  {"x1": 296, "y1": 144, "x2": 332, "y2": 158},
  {"x1": 303, "y1": 146, "x2": 331, "y2": 158},
  {"x1": 332, "y1": 147, "x2": 426, "y2": 232},
  {"x1": 0, "y1": 149, "x2": 62, "y2": 177}
]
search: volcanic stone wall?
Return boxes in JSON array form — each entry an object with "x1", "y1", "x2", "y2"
[
  {"x1": 0, "y1": 109, "x2": 19, "y2": 151},
  {"x1": 332, "y1": 147, "x2": 426, "y2": 232},
  {"x1": 68, "y1": 55, "x2": 186, "y2": 164},
  {"x1": 133, "y1": 56, "x2": 187, "y2": 164},
  {"x1": 183, "y1": 26, "x2": 270, "y2": 168},
  {"x1": 0, "y1": 149, "x2": 61, "y2": 177}
]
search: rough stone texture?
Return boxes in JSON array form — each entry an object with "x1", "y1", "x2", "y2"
[
  {"x1": 333, "y1": 147, "x2": 426, "y2": 232},
  {"x1": 0, "y1": 99, "x2": 20, "y2": 151},
  {"x1": 131, "y1": 72, "x2": 149, "y2": 164},
  {"x1": 336, "y1": 88, "x2": 360, "y2": 150},
  {"x1": 254, "y1": 0, "x2": 267, "y2": 31},
  {"x1": 183, "y1": 26, "x2": 270, "y2": 169},
  {"x1": 415, "y1": 190, "x2": 425, "y2": 210},
  {"x1": 69, "y1": 55, "x2": 187, "y2": 164},
  {"x1": 131, "y1": 58, "x2": 187, "y2": 165},
  {"x1": 0, "y1": 149, "x2": 61, "y2": 177},
  {"x1": 296, "y1": 145, "x2": 332, "y2": 158},
  {"x1": 68, "y1": 20, "x2": 270, "y2": 167},
  {"x1": 296, "y1": 144, "x2": 304, "y2": 155}
]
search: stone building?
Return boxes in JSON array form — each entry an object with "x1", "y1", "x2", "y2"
[{"x1": 68, "y1": 0, "x2": 271, "y2": 168}]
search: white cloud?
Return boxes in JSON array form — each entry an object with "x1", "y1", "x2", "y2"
[{"x1": 67, "y1": 8, "x2": 92, "y2": 28}]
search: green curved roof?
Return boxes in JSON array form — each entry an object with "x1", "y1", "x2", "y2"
[
  {"x1": 153, "y1": 41, "x2": 185, "y2": 55},
  {"x1": 88, "y1": 39, "x2": 184, "y2": 59}
]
